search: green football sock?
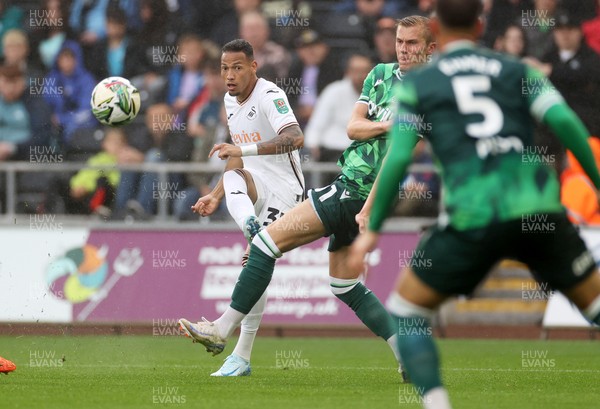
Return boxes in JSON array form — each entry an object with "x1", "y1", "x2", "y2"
[
  {"x1": 230, "y1": 244, "x2": 275, "y2": 314},
  {"x1": 335, "y1": 283, "x2": 397, "y2": 340},
  {"x1": 394, "y1": 313, "x2": 442, "y2": 394}
]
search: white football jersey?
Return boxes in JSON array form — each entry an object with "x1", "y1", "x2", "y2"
[{"x1": 224, "y1": 78, "x2": 305, "y2": 200}]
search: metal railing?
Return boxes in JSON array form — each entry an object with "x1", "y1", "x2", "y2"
[{"x1": 0, "y1": 161, "x2": 437, "y2": 222}]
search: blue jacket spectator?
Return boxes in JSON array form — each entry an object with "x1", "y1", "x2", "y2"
[
  {"x1": 0, "y1": 0, "x2": 23, "y2": 58},
  {"x1": 0, "y1": 65, "x2": 53, "y2": 161},
  {"x1": 44, "y1": 40, "x2": 97, "y2": 144},
  {"x1": 165, "y1": 35, "x2": 210, "y2": 114},
  {"x1": 84, "y1": 7, "x2": 134, "y2": 80},
  {"x1": 69, "y1": 0, "x2": 140, "y2": 46}
]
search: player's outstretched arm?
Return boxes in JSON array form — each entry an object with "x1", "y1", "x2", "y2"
[
  {"x1": 349, "y1": 116, "x2": 419, "y2": 273},
  {"x1": 356, "y1": 168, "x2": 382, "y2": 233},
  {"x1": 347, "y1": 103, "x2": 392, "y2": 141},
  {"x1": 543, "y1": 104, "x2": 600, "y2": 190},
  {"x1": 191, "y1": 156, "x2": 243, "y2": 216},
  {"x1": 256, "y1": 124, "x2": 304, "y2": 155}
]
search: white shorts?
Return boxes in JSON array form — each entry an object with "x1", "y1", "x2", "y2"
[{"x1": 250, "y1": 171, "x2": 302, "y2": 227}]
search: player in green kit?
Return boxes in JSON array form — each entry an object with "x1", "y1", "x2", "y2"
[
  {"x1": 178, "y1": 16, "x2": 435, "y2": 379},
  {"x1": 350, "y1": 0, "x2": 600, "y2": 408}
]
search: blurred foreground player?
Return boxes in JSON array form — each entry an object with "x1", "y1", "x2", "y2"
[{"x1": 350, "y1": 0, "x2": 600, "y2": 408}]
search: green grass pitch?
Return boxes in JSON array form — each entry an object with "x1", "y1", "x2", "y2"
[{"x1": 1, "y1": 335, "x2": 599, "y2": 408}]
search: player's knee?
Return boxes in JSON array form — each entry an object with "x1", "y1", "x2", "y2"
[
  {"x1": 223, "y1": 169, "x2": 246, "y2": 185},
  {"x1": 330, "y1": 276, "x2": 359, "y2": 296},
  {"x1": 251, "y1": 230, "x2": 282, "y2": 259},
  {"x1": 387, "y1": 293, "x2": 435, "y2": 321}
]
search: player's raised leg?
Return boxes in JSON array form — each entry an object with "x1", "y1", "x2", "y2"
[
  {"x1": 180, "y1": 199, "x2": 325, "y2": 352},
  {"x1": 329, "y1": 247, "x2": 407, "y2": 380},
  {"x1": 223, "y1": 169, "x2": 261, "y2": 242},
  {"x1": 387, "y1": 267, "x2": 450, "y2": 408}
]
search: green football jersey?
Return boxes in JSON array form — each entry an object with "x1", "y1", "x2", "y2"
[
  {"x1": 338, "y1": 63, "x2": 403, "y2": 199},
  {"x1": 395, "y1": 42, "x2": 565, "y2": 230}
]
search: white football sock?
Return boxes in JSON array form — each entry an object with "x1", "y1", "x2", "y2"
[
  {"x1": 386, "y1": 333, "x2": 402, "y2": 365},
  {"x1": 232, "y1": 291, "x2": 267, "y2": 361},
  {"x1": 223, "y1": 170, "x2": 256, "y2": 230},
  {"x1": 423, "y1": 387, "x2": 452, "y2": 409},
  {"x1": 214, "y1": 307, "x2": 246, "y2": 339}
]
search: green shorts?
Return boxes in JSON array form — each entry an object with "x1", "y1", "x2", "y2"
[
  {"x1": 308, "y1": 177, "x2": 365, "y2": 252},
  {"x1": 412, "y1": 212, "x2": 596, "y2": 295}
]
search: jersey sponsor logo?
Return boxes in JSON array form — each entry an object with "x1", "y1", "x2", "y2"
[
  {"x1": 274, "y1": 98, "x2": 289, "y2": 114},
  {"x1": 231, "y1": 130, "x2": 262, "y2": 144},
  {"x1": 367, "y1": 100, "x2": 393, "y2": 122},
  {"x1": 246, "y1": 106, "x2": 257, "y2": 120}
]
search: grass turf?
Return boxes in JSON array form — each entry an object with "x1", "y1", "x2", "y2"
[{"x1": 1, "y1": 336, "x2": 599, "y2": 408}]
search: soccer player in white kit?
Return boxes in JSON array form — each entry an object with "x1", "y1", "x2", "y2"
[{"x1": 185, "y1": 39, "x2": 305, "y2": 376}]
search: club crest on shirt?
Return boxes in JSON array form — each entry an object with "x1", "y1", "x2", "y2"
[
  {"x1": 274, "y1": 98, "x2": 289, "y2": 114},
  {"x1": 247, "y1": 106, "x2": 257, "y2": 120}
]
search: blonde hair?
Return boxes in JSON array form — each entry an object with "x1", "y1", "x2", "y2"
[
  {"x1": 2, "y1": 29, "x2": 28, "y2": 48},
  {"x1": 397, "y1": 16, "x2": 434, "y2": 44}
]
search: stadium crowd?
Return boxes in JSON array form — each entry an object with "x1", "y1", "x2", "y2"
[{"x1": 0, "y1": 0, "x2": 598, "y2": 222}]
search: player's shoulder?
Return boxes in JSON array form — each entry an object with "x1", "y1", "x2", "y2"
[
  {"x1": 256, "y1": 78, "x2": 286, "y2": 98},
  {"x1": 370, "y1": 62, "x2": 400, "y2": 78},
  {"x1": 427, "y1": 44, "x2": 526, "y2": 79}
]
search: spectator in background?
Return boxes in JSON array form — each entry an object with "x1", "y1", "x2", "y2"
[
  {"x1": 522, "y1": 0, "x2": 558, "y2": 59},
  {"x1": 0, "y1": 0, "x2": 23, "y2": 59},
  {"x1": 400, "y1": 0, "x2": 435, "y2": 17},
  {"x1": 493, "y1": 24, "x2": 527, "y2": 57},
  {"x1": 525, "y1": 10, "x2": 600, "y2": 136},
  {"x1": 30, "y1": 0, "x2": 74, "y2": 70},
  {"x1": 114, "y1": 103, "x2": 193, "y2": 219},
  {"x1": 69, "y1": 0, "x2": 140, "y2": 47},
  {"x1": 43, "y1": 40, "x2": 98, "y2": 148},
  {"x1": 186, "y1": 59, "x2": 226, "y2": 164},
  {"x1": 0, "y1": 65, "x2": 52, "y2": 161},
  {"x1": 2, "y1": 29, "x2": 44, "y2": 80},
  {"x1": 129, "y1": 0, "x2": 178, "y2": 76},
  {"x1": 175, "y1": 60, "x2": 228, "y2": 220},
  {"x1": 583, "y1": 0, "x2": 600, "y2": 54},
  {"x1": 561, "y1": 0, "x2": 596, "y2": 24},
  {"x1": 68, "y1": 127, "x2": 124, "y2": 216},
  {"x1": 288, "y1": 29, "x2": 343, "y2": 127},
  {"x1": 178, "y1": 0, "x2": 229, "y2": 39},
  {"x1": 304, "y1": 53, "x2": 373, "y2": 165},
  {"x1": 374, "y1": 17, "x2": 397, "y2": 63},
  {"x1": 240, "y1": 11, "x2": 291, "y2": 81},
  {"x1": 210, "y1": 0, "x2": 262, "y2": 46},
  {"x1": 166, "y1": 35, "x2": 213, "y2": 117},
  {"x1": 126, "y1": 0, "x2": 177, "y2": 113},
  {"x1": 85, "y1": 7, "x2": 133, "y2": 80},
  {"x1": 561, "y1": 137, "x2": 600, "y2": 226},
  {"x1": 482, "y1": 0, "x2": 533, "y2": 48},
  {"x1": 336, "y1": 0, "x2": 396, "y2": 49}
]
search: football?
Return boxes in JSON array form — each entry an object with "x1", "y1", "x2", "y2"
[{"x1": 90, "y1": 76, "x2": 141, "y2": 126}]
